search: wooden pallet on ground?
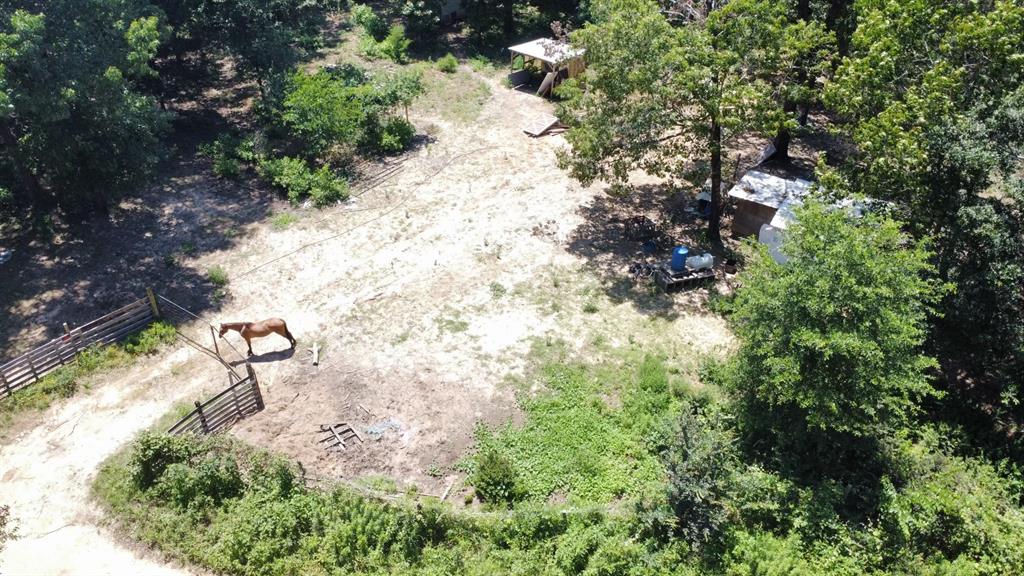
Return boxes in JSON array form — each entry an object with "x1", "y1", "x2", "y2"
[{"x1": 523, "y1": 113, "x2": 563, "y2": 137}]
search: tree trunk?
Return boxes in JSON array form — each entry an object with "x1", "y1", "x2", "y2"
[
  {"x1": 827, "y1": 0, "x2": 852, "y2": 56},
  {"x1": 709, "y1": 119, "x2": 722, "y2": 243},
  {"x1": 0, "y1": 123, "x2": 45, "y2": 208},
  {"x1": 769, "y1": 100, "x2": 798, "y2": 163},
  {"x1": 502, "y1": 3, "x2": 515, "y2": 36},
  {"x1": 797, "y1": 0, "x2": 811, "y2": 21}
]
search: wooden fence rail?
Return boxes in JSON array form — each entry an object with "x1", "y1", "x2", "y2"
[
  {"x1": 0, "y1": 292, "x2": 160, "y2": 400},
  {"x1": 168, "y1": 364, "x2": 264, "y2": 436}
]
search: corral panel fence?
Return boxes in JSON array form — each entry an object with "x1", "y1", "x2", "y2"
[
  {"x1": 168, "y1": 364, "x2": 264, "y2": 436},
  {"x1": 0, "y1": 291, "x2": 160, "y2": 399}
]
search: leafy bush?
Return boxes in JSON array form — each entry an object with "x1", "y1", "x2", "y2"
[
  {"x1": 877, "y1": 449, "x2": 1024, "y2": 571},
  {"x1": 379, "y1": 25, "x2": 411, "y2": 63},
  {"x1": 129, "y1": 432, "x2": 198, "y2": 490},
  {"x1": 663, "y1": 403, "x2": 739, "y2": 548},
  {"x1": 437, "y1": 53, "x2": 459, "y2": 73},
  {"x1": 0, "y1": 504, "x2": 14, "y2": 554},
  {"x1": 401, "y1": 0, "x2": 442, "y2": 47},
  {"x1": 198, "y1": 134, "x2": 262, "y2": 179},
  {"x1": 350, "y1": 4, "x2": 386, "y2": 39},
  {"x1": 259, "y1": 156, "x2": 349, "y2": 207},
  {"x1": 724, "y1": 531, "x2": 813, "y2": 576},
  {"x1": 156, "y1": 457, "x2": 245, "y2": 511},
  {"x1": 471, "y1": 447, "x2": 522, "y2": 507},
  {"x1": 207, "y1": 266, "x2": 229, "y2": 286},
  {"x1": 281, "y1": 71, "x2": 366, "y2": 156},
  {"x1": 375, "y1": 117, "x2": 416, "y2": 154},
  {"x1": 123, "y1": 322, "x2": 177, "y2": 356}
]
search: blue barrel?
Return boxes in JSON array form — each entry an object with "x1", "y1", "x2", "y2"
[{"x1": 671, "y1": 246, "x2": 689, "y2": 272}]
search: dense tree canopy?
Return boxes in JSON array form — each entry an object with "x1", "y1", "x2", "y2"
[
  {"x1": 0, "y1": 1, "x2": 170, "y2": 212},
  {"x1": 826, "y1": 0, "x2": 1024, "y2": 439},
  {"x1": 559, "y1": 0, "x2": 831, "y2": 241},
  {"x1": 0, "y1": 0, "x2": 329, "y2": 213},
  {"x1": 728, "y1": 202, "x2": 946, "y2": 438}
]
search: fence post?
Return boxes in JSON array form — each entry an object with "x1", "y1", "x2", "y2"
[
  {"x1": 210, "y1": 326, "x2": 221, "y2": 358},
  {"x1": 52, "y1": 339, "x2": 64, "y2": 366},
  {"x1": 195, "y1": 400, "x2": 209, "y2": 434},
  {"x1": 0, "y1": 371, "x2": 10, "y2": 398},
  {"x1": 247, "y1": 364, "x2": 264, "y2": 411},
  {"x1": 146, "y1": 288, "x2": 161, "y2": 320},
  {"x1": 26, "y1": 355, "x2": 39, "y2": 382}
]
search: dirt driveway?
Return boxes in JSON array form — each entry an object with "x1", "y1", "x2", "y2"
[{"x1": 0, "y1": 67, "x2": 732, "y2": 574}]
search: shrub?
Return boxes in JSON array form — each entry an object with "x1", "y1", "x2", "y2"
[
  {"x1": 401, "y1": 0, "x2": 442, "y2": 47},
  {"x1": 0, "y1": 504, "x2": 13, "y2": 554},
  {"x1": 350, "y1": 4, "x2": 386, "y2": 39},
  {"x1": 359, "y1": 33, "x2": 386, "y2": 60},
  {"x1": 156, "y1": 457, "x2": 245, "y2": 511},
  {"x1": 130, "y1": 432, "x2": 198, "y2": 489},
  {"x1": 259, "y1": 157, "x2": 349, "y2": 207},
  {"x1": 437, "y1": 53, "x2": 458, "y2": 73},
  {"x1": 123, "y1": 322, "x2": 177, "y2": 356},
  {"x1": 198, "y1": 134, "x2": 260, "y2": 179},
  {"x1": 207, "y1": 266, "x2": 229, "y2": 286},
  {"x1": 877, "y1": 450, "x2": 1024, "y2": 571},
  {"x1": 472, "y1": 447, "x2": 522, "y2": 507},
  {"x1": 281, "y1": 71, "x2": 365, "y2": 156},
  {"x1": 663, "y1": 403, "x2": 739, "y2": 548},
  {"x1": 379, "y1": 25, "x2": 411, "y2": 63},
  {"x1": 375, "y1": 117, "x2": 416, "y2": 154}
]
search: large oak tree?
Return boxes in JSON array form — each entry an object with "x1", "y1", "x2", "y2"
[{"x1": 558, "y1": 0, "x2": 828, "y2": 242}]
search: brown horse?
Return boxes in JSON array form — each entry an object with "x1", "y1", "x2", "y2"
[{"x1": 219, "y1": 318, "x2": 296, "y2": 356}]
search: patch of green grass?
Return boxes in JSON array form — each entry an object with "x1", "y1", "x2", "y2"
[
  {"x1": 180, "y1": 242, "x2": 197, "y2": 256},
  {"x1": 436, "y1": 311, "x2": 470, "y2": 333},
  {"x1": 582, "y1": 302, "x2": 599, "y2": 314},
  {"x1": 468, "y1": 55, "x2": 496, "y2": 74},
  {"x1": 414, "y1": 69, "x2": 491, "y2": 124},
  {"x1": 467, "y1": 354, "x2": 681, "y2": 504},
  {"x1": 270, "y1": 212, "x2": 298, "y2": 230},
  {"x1": 489, "y1": 282, "x2": 507, "y2": 299},
  {"x1": 1, "y1": 322, "x2": 177, "y2": 431},
  {"x1": 207, "y1": 266, "x2": 229, "y2": 287}
]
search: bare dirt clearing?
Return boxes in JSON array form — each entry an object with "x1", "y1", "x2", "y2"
[{"x1": 1, "y1": 67, "x2": 731, "y2": 573}]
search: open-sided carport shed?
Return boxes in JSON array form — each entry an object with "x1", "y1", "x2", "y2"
[{"x1": 507, "y1": 39, "x2": 585, "y2": 97}]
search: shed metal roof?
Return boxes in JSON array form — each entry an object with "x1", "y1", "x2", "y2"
[
  {"x1": 727, "y1": 170, "x2": 812, "y2": 210},
  {"x1": 508, "y1": 39, "x2": 585, "y2": 65}
]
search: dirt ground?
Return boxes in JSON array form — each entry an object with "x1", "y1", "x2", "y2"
[{"x1": 0, "y1": 62, "x2": 749, "y2": 573}]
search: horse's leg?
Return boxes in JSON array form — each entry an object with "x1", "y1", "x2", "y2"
[
  {"x1": 245, "y1": 335, "x2": 253, "y2": 356},
  {"x1": 278, "y1": 323, "x2": 297, "y2": 348}
]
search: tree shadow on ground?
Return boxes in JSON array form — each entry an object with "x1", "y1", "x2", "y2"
[
  {"x1": 0, "y1": 107, "x2": 279, "y2": 357},
  {"x1": 564, "y1": 183, "x2": 732, "y2": 319}
]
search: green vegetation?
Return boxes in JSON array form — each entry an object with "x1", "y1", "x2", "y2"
[
  {"x1": 1, "y1": 322, "x2": 176, "y2": 427},
  {"x1": 258, "y1": 157, "x2": 349, "y2": 207},
  {"x1": 471, "y1": 355, "x2": 676, "y2": 504},
  {"x1": 280, "y1": 67, "x2": 422, "y2": 158},
  {"x1": 558, "y1": 0, "x2": 832, "y2": 242},
  {"x1": 0, "y1": 504, "x2": 13, "y2": 553},
  {"x1": 207, "y1": 266, "x2": 229, "y2": 287},
  {"x1": 415, "y1": 70, "x2": 491, "y2": 124},
  {"x1": 436, "y1": 53, "x2": 459, "y2": 73},
  {"x1": 95, "y1": 432, "x2": 690, "y2": 576},
  {"x1": 270, "y1": 212, "x2": 298, "y2": 230},
  {"x1": 0, "y1": 0, "x2": 327, "y2": 213}
]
